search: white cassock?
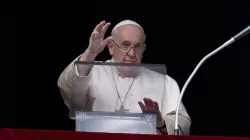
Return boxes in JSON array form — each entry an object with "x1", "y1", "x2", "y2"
[{"x1": 57, "y1": 55, "x2": 191, "y2": 135}]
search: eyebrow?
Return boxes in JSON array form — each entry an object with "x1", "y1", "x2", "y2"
[
  {"x1": 121, "y1": 40, "x2": 130, "y2": 43},
  {"x1": 122, "y1": 40, "x2": 142, "y2": 45}
]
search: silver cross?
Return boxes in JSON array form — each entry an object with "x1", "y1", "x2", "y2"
[{"x1": 116, "y1": 105, "x2": 129, "y2": 112}]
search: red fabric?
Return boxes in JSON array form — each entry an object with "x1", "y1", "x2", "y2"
[{"x1": 0, "y1": 128, "x2": 249, "y2": 140}]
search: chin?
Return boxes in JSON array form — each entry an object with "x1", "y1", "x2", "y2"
[{"x1": 116, "y1": 63, "x2": 140, "y2": 77}]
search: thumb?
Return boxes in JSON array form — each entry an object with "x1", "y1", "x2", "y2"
[{"x1": 102, "y1": 36, "x2": 112, "y2": 46}]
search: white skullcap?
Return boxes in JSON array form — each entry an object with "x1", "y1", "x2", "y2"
[{"x1": 111, "y1": 20, "x2": 144, "y2": 34}]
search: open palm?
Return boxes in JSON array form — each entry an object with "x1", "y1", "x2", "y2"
[
  {"x1": 88, "y1": 21, "x2": 112, "y2": 54},
  {"x1": 138, "y1": 98, "x2": 163, "y2": 123}
]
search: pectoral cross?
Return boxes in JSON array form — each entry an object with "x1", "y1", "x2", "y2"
[{"x1": 116, "y1": 105, "x2": 129, "y2": 112}]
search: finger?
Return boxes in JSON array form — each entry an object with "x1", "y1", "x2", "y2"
[
  {"x1": 153, "y1": 101, "x2": 160, "y2": 111},
  {"x1": 93, "y1": 21, "x2": 106, "y2": 32},
  {"x1": 143, "y1": 98, "x2": 154, "y2": 108},
  {"x1": 143, "y1": 98, "x2": 150, "y2": 108},
  {"x1": 100, "y1": 22, "x2": 111, "y2": 37},
  {"x1": 138, "y1": 101, "x2": 147, "y2": 113},
  {"x1": 90, "y1": 30, "x2": 99, "y2": 40},
  {"x1": 154, "y1": 101, "x2": 162, "y2": 117}
]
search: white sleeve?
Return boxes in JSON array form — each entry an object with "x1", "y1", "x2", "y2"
[
  {"x1": 162, "y1": 75, "x2": 191, "y2": 134},
  {"x1": 162, "y1": 75, "x2": 190, "y2": 118},
  {"x1": 57, "y1": 55, "x2": 92, "y2": 109},
  {"x1": 163, "y1": 114, "x2": 191, "y2": 135}
]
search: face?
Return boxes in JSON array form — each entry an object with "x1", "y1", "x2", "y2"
[
  {"x1": 107, "y1": 25, "x2": 146, "y2": 76},
  {"x1": 108, "y1": 25, "x2": 146, "y2": 64}
]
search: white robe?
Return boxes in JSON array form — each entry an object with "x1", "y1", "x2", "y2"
[{"x1": 57, "y1": 56, "x2": 191, "y2": 135}]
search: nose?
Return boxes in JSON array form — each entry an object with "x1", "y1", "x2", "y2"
[{"x1": 127, "y1": 47, "x2": 136, "y2": 57}]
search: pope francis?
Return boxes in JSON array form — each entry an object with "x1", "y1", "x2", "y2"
[{"x1": 57, "y1": 20, "x2": 191, "y2": 135}]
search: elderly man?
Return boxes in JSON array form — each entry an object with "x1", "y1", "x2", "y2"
[{"x1": 57, "y1": 20, "x2": 191, "y2": 135}]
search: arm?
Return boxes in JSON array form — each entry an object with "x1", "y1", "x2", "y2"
[
  {"x1": 156, "y1": 114, "x2": 190, "y2": 135},
  {"x1": 57, "y1": 21, "x2": 111, "y2": 110},
  {"x1": 138, "y1": 75, "x2": 191, "y2": 135},
  {"x1": 57, "y1": 50, "x2": 97, "y2": 109},
  {"x1": 162, "y1": 114, "x2": 191, "y2": 135},
  {"x1": 161, "y1": 75, "x2": 191, "y2": 135}
]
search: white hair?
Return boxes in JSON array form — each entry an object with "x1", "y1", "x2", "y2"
[{"x1": 111, "y1": 19, "x2": 146, "y2": 40}]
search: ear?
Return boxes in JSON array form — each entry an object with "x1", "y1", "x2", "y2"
[
  {"x1": 143, "y1": 43, "x2": 147, "y2": 52},
  {"x1": 140, "y1": 43, "x2": 147, "y2": 58},
  {"x1": 107, "y1": 40, "x2": 114, "y2": 56}
]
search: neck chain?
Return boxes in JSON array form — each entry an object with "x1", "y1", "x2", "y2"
[{"x1": 111, "y1": 66, "x2": 138, "y2": 112}]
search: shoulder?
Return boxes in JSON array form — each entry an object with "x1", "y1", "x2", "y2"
[
  {"x1": 142, "y1": 68, "x2": 179, "y2": 83},
  {"x1": 166, "y1": 74, "x2": 180, "y2": 92},
  {"x1": 142, "y1": 68, "x2": 180, "y2": 90},
  {"x1": 166, "y1": 75, "x2": 179, "y2": 88},
  {"x1": 141, "y1": 67, "x2": 165, "y2": 80}
]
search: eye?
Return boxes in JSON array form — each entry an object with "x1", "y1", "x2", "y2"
[{"x1": 123, "y1": 43, "x2": 130, "y2": 46}]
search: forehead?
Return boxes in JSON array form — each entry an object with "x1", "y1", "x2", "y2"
[{"x1": 114, "y1": 25, "x2": 145, "y2": 43}]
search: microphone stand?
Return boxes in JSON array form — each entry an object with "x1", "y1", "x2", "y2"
[{"x1": 174, "y1": 25, "x2": 250, "y2": 135}]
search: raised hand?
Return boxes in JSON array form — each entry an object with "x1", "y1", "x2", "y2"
[{"x1": 87, "y1": 21, "x2": 112, "y2": 55}]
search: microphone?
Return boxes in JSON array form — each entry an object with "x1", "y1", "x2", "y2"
[
  {"x1": 174, "y1": 24, "x2": 250, "y2": 135},
  {"x1": 233, "y1": 25, "x2": 250, "y2": 40}
]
